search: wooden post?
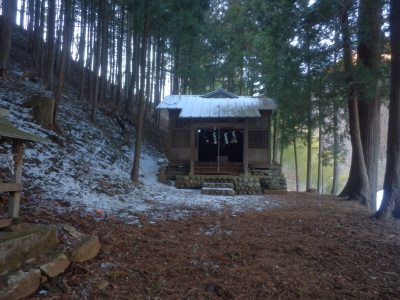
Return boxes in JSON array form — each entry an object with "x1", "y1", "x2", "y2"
[
  {"x1": 189, "y1": 120, "x2": 195, "y2": 176},
  {"x1": 8, "y1": 140, "x2": 23, "y2": 218},
  {"x1": 243, "y1": 120, "x2": 249, "y2": 177},
  {"x1": 217, "y1": 127, "x2": 220, "y2": 173}
]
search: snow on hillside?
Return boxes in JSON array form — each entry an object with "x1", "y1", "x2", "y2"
[{"x1": 0, "y1": 68, "x2": 278, "y2": 224}]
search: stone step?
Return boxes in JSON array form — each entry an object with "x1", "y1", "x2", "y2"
[
  {"x1": 0, "y1": 224, "x2": 59, "y2": 274},
  {"x1": 0, "y1": 223, "x2": 101, "y2": 300},
  {"x1": 202, "y1": 182, "x2": 234, "y2": 188},
  {"x1": 201, "y1": 187, "x2": 235, "y2": 196}
]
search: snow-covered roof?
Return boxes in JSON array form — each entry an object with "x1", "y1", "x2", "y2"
[
  {"x1": 0, "y1": 114, "x2": 49, "y2": 143},
  {"x1": 156, "y1": 89, "x2": 276, "y2": 118}
]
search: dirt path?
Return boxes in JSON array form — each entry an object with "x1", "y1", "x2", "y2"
[{"x1": 16, "y1": 192, "x2": 400, "y2": 299}]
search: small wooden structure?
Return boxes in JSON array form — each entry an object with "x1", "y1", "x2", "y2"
[
  {"x1": 0, "y1": 108, "x2": 48, "y2": 221},
  {"x1": 157, "y1": 88, "x2": 278, "y2": 178}
]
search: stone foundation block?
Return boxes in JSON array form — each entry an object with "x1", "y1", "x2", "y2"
[
  {"x1": 0, "y1": 224, "x2": 58, "y2": 273},
  {"x1": 0, "y1": 269, "x2": 41, "y2": 300}
]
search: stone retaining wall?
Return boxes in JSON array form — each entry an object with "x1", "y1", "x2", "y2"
[{"x1": 175, "y1": 174, "x2": 287, "y2": 195}]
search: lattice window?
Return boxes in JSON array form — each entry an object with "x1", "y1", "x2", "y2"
[
  {"x1": 248, "y1": 130, "x2": 268, "y2": 148},
  {"x1": 171, "y1": 129, "x2": 190, "y2": 148}
]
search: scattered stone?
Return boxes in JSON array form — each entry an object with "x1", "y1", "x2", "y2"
[
  {"x1": 70, "y1": 236, "x2": 101, "y2": 262},
  {"x1": 98, "y1": 281, "x2": 110, "y2": 290},
  {"x1": 12, "y1": 217, "x2": 24, "y2": 225},
  {"x1": 59, "y1": 224, "x2": 86, "y2": 238},
  {"x1": 40, "y1": 275, "x2": 48, "y2": 284},
  {"x1": 8, "y1": 224, "x2": 22, "y2": 232},
  {"x1": 0, "y1": 269, "x2": 41, "y2": 300},
  {"x1": 0, "y1": 218, "x2": 12, "y2": 229},
  {"x1": 39, "y1": 253, "x2": 71, "y2": 278},
  {"x1": 270, "y1": 182, "x2": 282, "y2": 190}
]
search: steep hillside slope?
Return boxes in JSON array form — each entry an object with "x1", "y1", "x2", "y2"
[{"x1": 0, "y1": 28, "x2": 278, "y2": 223}]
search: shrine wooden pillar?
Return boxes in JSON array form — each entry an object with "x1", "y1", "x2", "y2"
[
  {"x1": 243, "y1": 119, "x2": 249, "y2": 177},
  {"x1": 8, "y1": 140, "x2": 23, "y2": 218},
  {"x1": 189, "y1": 119, "x2": 195, "y2": 176}
]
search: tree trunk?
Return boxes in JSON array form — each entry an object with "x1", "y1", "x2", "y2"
[
  {"x1": 374, "y1": 0, "x2": 400, "y2": 219},
  {"x1": 99, "y1": 0, "x2": 108, "y2": 106},
  {"x1": 305, "y1": 49, "x2": 313, "y2": 192},
  {"x1": 131, "y1": 0, "x2": 150, "y2": 183},
  {"x1": 33, "y1": 0, "x2": 41, "y2": 66},
  {"x1": 0, "y1": 0, "x2": 17, "y2": 79},
  {"x1": 116, "y1": 2, "x2": 125, "y2": 107},
  {"x1": 172, "y1": 46, "x2": 180, "y2": 95},
  {"x1": 23, "y1": 95, "x2": 55, "y2": 130},
  {"x1": 153, "y1": 35, "x2": 162, "y2": 125},
  {"x1": 91, "y1": 31, "x2": 102, "y2": 123},
  {"x1": 126, "y1": 30, "x2": 140, "y2": 117},
  {"x1": 54, "y1": 0, "x2": 72, "y2": 135},
  {"x1": 37, "y1": 0, "x2": 45, "y2": 73},
  {"x1": 294, "y1": 134, "x2": 299, "y2": 192},
  {"x1": 144, "y1": 38, "x2": 152, "y2": 118},
  {"x1": 331, "y1": 109, "x2": 339, "y2": 195},
  {"x1": 279, "y1": 143, "x2": 284, "y2": 166},
  {"x1": 124, "y1": 10, "x2": 132, "y2": 104},
  {"x1": 44, "y1": 0, "x2": 56, "y2": 91},
  {"x1": 19, "y1": 0, "x2": 26, "y2": 29},
  {"x1": 338, "y1": 4, "x2": 370, "y2": 204},
  {"x1": 27, "y1": 0, "x2": 34, "y2": 53},
  {"x1": 78, "y1": 0, "x2": 87, "y2": 101},
  {"x1": 27, "y1": 0, "x2": 35, "y2": 54},
  {"x1": 357, "y1": 0, "x2": 383, "y2": 210},
  {"x1": 54, "y1": 1, "x2": 64, "y2": 70},
  {"x1": 87, "y1": 0, "x2": 95, "y2": 103},
  {"x1": 317, "y1": 122, "x2": 323, "y2": 194},
  {"x1": 65, "y1": 2, "x2": 75, "y2": 77}
]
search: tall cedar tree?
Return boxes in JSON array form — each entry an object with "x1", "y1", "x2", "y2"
[
  {"x1": 356, "y1": 0, "x2": 382, "y2": 209},
  {"x1": 54, "y1": 0, "x2": 72, "y2": 131},
  {"x1": 339, "y1": 2, "x2": 370, "y2": 203},
  {"x1": 44, "y1": 0, "x2": 56, "y2": 91},
  {"x1": 0, "y1": 0, "x2": 17, "y2": 79},
  {"x1": 131, "y1": 0, "x2": 150, "y2": 183},
  {"x1": 374, "y1": 0, "x2": 400, "y2": 219},
  {"x1": 340, "y1": 0, "x2": 383, "y2": 208}
]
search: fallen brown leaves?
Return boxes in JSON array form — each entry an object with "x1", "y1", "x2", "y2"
[{"x1": 16, "y1": 192, "x2": 400, "y2": 299}]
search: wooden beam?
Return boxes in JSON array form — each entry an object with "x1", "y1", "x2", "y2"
[
  {"x1": 193, "y1": 123, "x2": 244, "y2": 129},
  {"x1": 8, "y1": 140, "x2": 23, "y2": 218},
  {"x1": 0, "y1": 183, "x2": 23, "y2": 192}
]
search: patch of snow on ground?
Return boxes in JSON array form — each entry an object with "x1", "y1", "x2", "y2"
[
  {"x1": 377, "y1": 190, "x2": 383, "y2": 211},
  {"x1": 0, "y1": 72, "x2": 279, "y2": 224}
]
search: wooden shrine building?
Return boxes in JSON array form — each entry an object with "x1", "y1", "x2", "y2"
[{"x1": 157, "y1": 89, "x2": 286, "y2": 194}]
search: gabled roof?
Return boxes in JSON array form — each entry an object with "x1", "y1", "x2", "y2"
[
  {"x1": 0, "y1": 109, "x2": 49, "y2": 143},
  {"x1": 202, "y1": 88, "x2": 238, "y2": 99},
  {"x1": 157, "y1": 89, "x2": 276, "y2": 118}
]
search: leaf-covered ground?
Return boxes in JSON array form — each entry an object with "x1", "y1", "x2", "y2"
[{"x1": 16, "y1": 192, "x2": 400, "y2": 300}]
